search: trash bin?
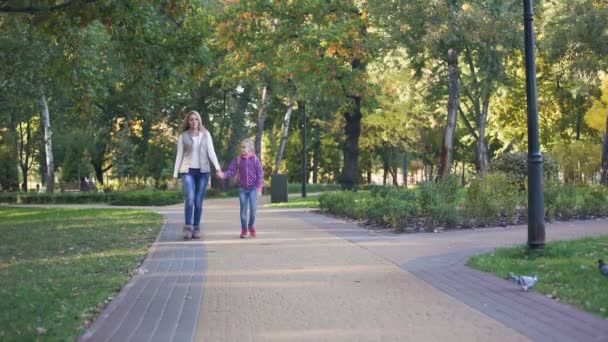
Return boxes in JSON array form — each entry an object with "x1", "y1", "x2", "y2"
[{"x1": 271, "y1": 174, "x2": 288, "y2": 203}]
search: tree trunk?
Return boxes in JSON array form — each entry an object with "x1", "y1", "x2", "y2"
[
  {"x1": 18, "y1": 120, "x2": 33, "y2": 191},
  {"x1": 273, "y1": 94, "x2": 296, "y2": 174},
  {"x1": 382, "y1": 147, "x2": 389, "y2": 185},
  {"x1": 254, "y1": 85, "x2": 270, "y2": 160},
  {"x1": 476, "y1": 95, "x2": 491, "y2": 175},
  {"x1": 601, "y1": 113, "x2": 608, "y2": 185},
  {"x1": 437, "y1": 48, "x2": 459, "y2": 180},
  {"x1": 41, "y1": 92, "x2": 55, "y2": 193},
  {"x1": 391, "y1": 167, "x2": 398, "y2": 186},
  {"x1": 461, "y1": 160, "x2": 466, "y2": 186},
  {"x1": 312, "y1": 124, "x2": 319, "y2": 184},
  {"x1": 341, "y1": 96, "x2": 362, "y2": 190},
  {"x1": 402, "y1": 151, "x2": 408, "y2": 188}
]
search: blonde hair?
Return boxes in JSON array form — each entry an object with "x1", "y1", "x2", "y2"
[
  {"x1": 181, "y1": 110, "x2": 205, "y2": 132},
  {"x1": 180, "y1": 110, "x2": 207, "y2": 155},
  {"x1": 241, "y1": 138, "x2": 255, "y2": 154}
]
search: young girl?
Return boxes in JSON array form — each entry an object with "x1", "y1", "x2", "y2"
[{"x1": 221, "y1": 138, "x2": 264, "y2": 238}]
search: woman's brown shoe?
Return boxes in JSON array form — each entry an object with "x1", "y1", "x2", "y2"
[{"x1": 183, "y1": 225, "x2": 193, "y2": 240}]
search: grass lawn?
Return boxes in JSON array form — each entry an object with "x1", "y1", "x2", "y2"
[
  {"x1": 0, "y1": 207, "x2": 163, "y2": 341},
  {"x1": 264, "y1": 195, "x2": 321, "y2": 208},
  {"x1": 468, "y1": 235, "x2": 608, "y2": 319}
]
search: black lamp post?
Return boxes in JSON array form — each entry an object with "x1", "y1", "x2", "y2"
[{"x1": 523, "y1": 0, "x2": 545, "y2": 249}]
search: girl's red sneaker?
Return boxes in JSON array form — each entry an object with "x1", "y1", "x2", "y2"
[
  {"x1": 249, "y1": 227, "x2": 256, "y2": 238},
  {"x1": 240, "y1": 229, "x2": 247, "y2": 239}
]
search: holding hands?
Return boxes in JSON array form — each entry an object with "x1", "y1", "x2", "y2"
[{"x1": 216, "y1": 170, "x2": 225, "y2": 179}]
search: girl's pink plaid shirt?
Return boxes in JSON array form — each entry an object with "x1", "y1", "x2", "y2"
[{"x1": 223, "y1": 153, "x2": 264, "y2": 191}]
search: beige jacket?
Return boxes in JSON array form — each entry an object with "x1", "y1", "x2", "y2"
[{"x1": 173, "y1": 130, "x2": 221, "y2": 178}]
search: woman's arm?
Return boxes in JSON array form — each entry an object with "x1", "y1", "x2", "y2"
[
  {"x1": 206, "y1": 132, "x2": 222, "y2": 173},
  {"x1": 173, "y1": 135, "x2": 183, "y2": 178}
]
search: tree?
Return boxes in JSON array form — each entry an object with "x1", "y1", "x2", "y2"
[
  {"x1": 585, "y1": 76, "x2": 608, "y2": 185},
  {"x1": 541, "y1": 0, "x2": 608, "y2": 141},
  {"x1": 369, "y1": 0, "x2": 522, "y2": 175}
]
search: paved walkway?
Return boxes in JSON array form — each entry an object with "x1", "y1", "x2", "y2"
[{"x1": 78, "y1": 196, "x2": 608, "y2": 341}]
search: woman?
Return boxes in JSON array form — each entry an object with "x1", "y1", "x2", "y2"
[{"x1": 173, "y1": 110, "x2": 224, "y2": 239}]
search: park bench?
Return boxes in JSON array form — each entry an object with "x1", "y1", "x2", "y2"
[{"x1": 59, "y1": 180, "x2": 97, "y2": 192}]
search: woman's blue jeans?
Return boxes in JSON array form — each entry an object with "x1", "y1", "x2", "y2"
[
  {"x1": 182, "y1": 168, "x2": 210, "y2": 229},
  {"x1": 239, "y1": 187, "x2": 258, "y2": 230}
]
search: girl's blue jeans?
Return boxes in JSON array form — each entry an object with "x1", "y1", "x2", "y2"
[
  {"x1": 182, "y1": 168, "x2": 210, "y2": 229},
  {"x1": 239, "y1": 187, "x2": 258, "y2": 230}
]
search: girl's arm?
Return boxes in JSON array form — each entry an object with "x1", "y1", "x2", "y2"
[
  {"x1": 255, "y1": 158, "x2": 264, "y2": 191},
  {"x1": 223, "y1": 158, "x2": 238, "y2": 179}
]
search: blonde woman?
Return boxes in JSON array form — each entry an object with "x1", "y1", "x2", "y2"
[{"x1": 173, "y1": 110, "x2": 224, "y2": 239}]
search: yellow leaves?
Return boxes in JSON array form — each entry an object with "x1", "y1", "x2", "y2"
[
  {"x1": 251, "y1": 62, "x2": 267, "y2": 72},
  {"x1": 225, "y1": 40, "x2": 236, "y2": 51},
  {"x1": 237, "y1": 11, "x2": 255, "y2": 22},
  {"x1": 360, "y1": 9, "x2": 369, "y2": 21},
  {"x1": 327, "y1": 13, "x2": 339, "y2": 23},
  {"x1": 584, "y1": 77, "x2": 608, "y2": 132},
  {"x1": 193, "y1": 67, "x2": 207, "y2": 83},
  {"x1": 326, "y1": 44, "x2": 350, "y2": 58},
  {"x1": 585, "y1": 101, "x2": 607, "y2": 132},
  {"x1": 462, "y1": 3, "x2": 472, "y2": 13}
]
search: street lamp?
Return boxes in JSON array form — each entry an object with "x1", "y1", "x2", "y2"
[{"x1": 523, "y1": 0, "x2": 545, "y2": 249}]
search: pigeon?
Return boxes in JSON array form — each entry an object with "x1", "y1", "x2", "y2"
[
  {"x1": 507, "y1": 272, "x2": 539, "y2": 291},
  {"x1": 598, "y1": 259, "x2": 608, "y2": 277}
]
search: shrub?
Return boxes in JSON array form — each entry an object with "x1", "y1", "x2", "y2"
[
  {"x1": 464, "y1": 173, "x2": 520, "y2": 226},
  {"x1": 418, "y1": 175, "x2": 462, "y2": 229},
  {"x1": 107, "y1": 190, "x2": 183, "y2": 206},
  {"x1": 579, "y1": 186, "x2": 608, "y2": 217},
  {"x1": 543, "y1": 179, "x2": 577, "y2": 220},
  {"x1": 493, "y1": 152, "x2": 558, "y2": 189},
  {"x1": 319, "y1": 191, "x2": 363, "y2": 219},
  {"x1": 552, "y1": 139, "x2": 601, "y2": 184},
  {"x1": 365, "y1": 188, "x2": 417, "y2": 228}
]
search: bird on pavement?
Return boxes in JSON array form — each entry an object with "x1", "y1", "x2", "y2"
[
  {"x1": 598, "y1": 259, "x2": 608, "y2": 277},
  {"x1": 507, "y1": 272, "x2": 539, "y2": 291}
]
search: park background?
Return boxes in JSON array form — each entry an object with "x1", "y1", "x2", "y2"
[{"x1": 1, "y1": 0, "x2": 607, "y2": 197}]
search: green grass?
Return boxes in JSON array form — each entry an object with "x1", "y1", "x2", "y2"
[
  {"x1": 0, "y1": 207, "x2": 163, "y2": 341},
  {"x1": 264, "y1": 195, "x2": 321, "y2": 208},
  {"x1": 468, "y1": 236, "x2": 608, "y2": 318}
]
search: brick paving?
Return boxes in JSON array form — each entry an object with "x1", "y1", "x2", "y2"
[
  {"x1": 296, "y1": 212, "x2": 608, "y2": 342},
  {"x1": 79, "y1": 207, "x2": 206, "y2": 342},
  {"x1": 76, "y1": 198, "x2": 608, "y2": 342},
  {"x1": 405, "y1": 250, "x2": 608, "y2": 342}
]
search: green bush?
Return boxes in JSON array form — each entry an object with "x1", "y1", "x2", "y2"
[
  {"x1": 493, "y1": 152, "x2": 558, "y2": 189},
  {"x1": 107, "y1": 190, "x2": 183, "y2": 206},
  {"x1": 363, "y1": 188, "x2": 417, "y2": 228},
  {"x1": 1, "y1": 192, "x2": 108, "y2": 204},
  {"x1": 579, "y1": 186, "x2": 608, "y2": 217},
  {"x1": 543, "y1": 179, "x2": 577, "y2": 220},
  {"x1": 0, "y1": 190, "x2": 184, "y2": 206},
  {"x1": 464, "y1": 173, "x2": 520, "y2": 226},
  {"x1": 418, "y1": 175, "x2": 462, "y2": 229},
  {"x1": 319, "y1": 191, "x2": 363, "y2": 218},
  {"x1": 552, "y1": 139, "x2": 601, "y2": 184},
  {"x1": 319, "y1": 188, "x2": 417, "y2": 230},
  {"x1": 287, "y1": 183, "x2": 341, "y2": 194}
]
